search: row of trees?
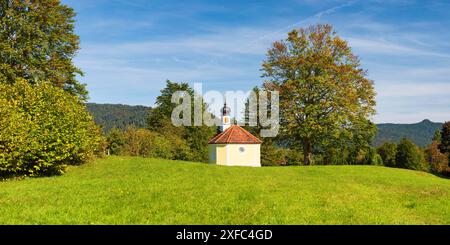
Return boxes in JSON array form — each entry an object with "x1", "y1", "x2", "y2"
[
  {"x1": 378, "y1": 136, "x2": 448, "y2": 174},
  {"x1": 380, "y1": 127, "x2": 450, "y2": 175},
  {"x1": 257, "y1": 126, "x2": 450, "y2": 175},
  {"x1": 1, "y1": 0, "x2": 103, "y2": 177}
]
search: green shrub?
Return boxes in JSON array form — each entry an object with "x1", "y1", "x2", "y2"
[
  {"x1": 121, "y1": 127, "x2": 192, "y2": 160},
  {"x1": 319, "y1": 147, "x2": 351, "y2": 165},
  {"x1": 372, "y1": 153, "x2": 384, "y2": 166},
  {"x1": 261, "y1": 144, "x2": 288, "y2": 166},
  {"x1": 285, "y1": 149, "x2": 305, "y2": 166},
  {"x1": 377, "y1": 142, "x2": 397, "y2": 167},
  {"x1": 106, "y1": 127, "x2": 125, "y2": 155},
  {"x1": 121, "y1": 127, "x2": 155, "y2": 157},
  {"x1": 361, "y1": 147, "x2": 384, "y2": 166},
  {"x1": 0, "y1": 80, "x2": 103, "y2": 177},
  {"x1": 395, "y1": 138, "x2": 428, "y2": 171}
]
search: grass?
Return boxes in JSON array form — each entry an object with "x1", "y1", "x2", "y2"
[{"x1": 0, "y1": 156, "x2": 449, "y2": 224}]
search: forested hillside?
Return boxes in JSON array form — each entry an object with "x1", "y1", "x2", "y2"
[
  {"x1": 86, "y1": 103, "x2": 150, "y2": 132},
  {"x1": 374, "y1": 120, "x2": 443, "y2": 147},
  {"x1": 86, "y1": 103, "x2": 443, "y2": 147}
]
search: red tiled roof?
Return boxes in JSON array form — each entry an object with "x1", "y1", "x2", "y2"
[{"x1": 208, "y1": 125, "x2": 262, "y2": 144}]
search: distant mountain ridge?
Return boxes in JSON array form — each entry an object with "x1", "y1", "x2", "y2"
[
  {"x1": 86, "y1": 103, "x2": 443, "y2": 147},
  {"x1": 86, "y1": 103, "x2": 151, "y2": 132},
  {"x1": 374, "y1": 119, "x2": 443, "y2": 147}
]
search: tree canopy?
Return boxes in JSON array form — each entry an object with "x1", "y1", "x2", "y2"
[
  {"x1": 147, "y1": 80, "x2": 216, "y2": 162},
  {"x1": 377, "y1": 142, "x2": 397, "y2": 167},
  {"x1": 396, "y1": 138, "x2": 427, "y2": 171},
  {"x1": 262, "y1": 24, "x2": 376, "y2": 165},
  {"x1": 0, "y1": 0, "x2": 86, "y2": 99}
]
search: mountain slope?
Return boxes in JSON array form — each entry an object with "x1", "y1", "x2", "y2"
[
  {"x1": 86, "y1": 103, "x2": 151, "y2": 132},
  {"x1": 374, "y1": 119, "x2": 443, "y2": 147}
]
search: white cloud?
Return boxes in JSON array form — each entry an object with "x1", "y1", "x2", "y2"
[
  {"x1": 348, "y1": 38, "x2": 450, "y2": 58},
  {"x1": 80, "y1": 28, "x2": 270, "y2": 57},
  {"x1": 377, "y1": 83, "x2": 450, "y2": 98}
]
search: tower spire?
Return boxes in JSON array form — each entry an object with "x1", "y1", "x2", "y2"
[{"x1": 221, "y1": 99, "x2": 231, "y2": 132}]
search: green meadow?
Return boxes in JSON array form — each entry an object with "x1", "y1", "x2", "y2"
[{"x1": 0, "y1": 156, "x2": 449, "y2": 224}]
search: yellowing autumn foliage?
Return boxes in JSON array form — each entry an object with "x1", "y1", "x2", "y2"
[{"x1": 0, "y1": 80, "x2": 103, "y2": 177}]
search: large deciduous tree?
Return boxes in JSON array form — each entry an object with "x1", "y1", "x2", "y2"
[
  {"x1": 0, "y1": 0, "x2": 86, "y2": 99},
  {"x1": 262, "y1": 24, "x2": 376, "y2": 165}
]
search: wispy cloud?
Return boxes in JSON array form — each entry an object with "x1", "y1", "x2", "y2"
[
  {"x1": 348, "y1": 38, "x2": 450, "y2": 58},
  {"x1": 244, "y1": 1, "x2": 357, "y2": 48},
  {"x1": 81, "y1": 30, "x2": 268, "y2": 57},
  {"x1": 377, "y1": 83, "x2": 450, "y2": 98}
]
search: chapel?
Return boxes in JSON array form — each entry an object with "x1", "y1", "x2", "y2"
[{"x1": 208, "y1": 102, "x2": 262, "y2": 167}]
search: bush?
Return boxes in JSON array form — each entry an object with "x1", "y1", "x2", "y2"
[
  {"x1": 365, "y1": 147, "x2": 382, "y2": 165},
  {"x1": 377, "y1": 142, "x2": 397, "y2": 167},
  {"x1": 106, "y1": 127, "x2": 125, "y2": 155},
  {"x1": 121, "y1": 127, "x2": 192, "y2": 160},
  {"x1": 285, "y1": 149, "x2": 306, "y2": 165},
  {"x1": 395, "y1": 138, "x2": 428, "y2": 171},
  {"x1": 261, "y1": 144, "x2": 288, "y2": 166},
  {"x1": 0, "y1": 80, "x2": 103, "y2": 177},
  {"x1": 320, "y1": 147, "x2": 350, "y2": 165},
  {"x1": 372, "y1": 154, "x2": 384, "y2": 166}
]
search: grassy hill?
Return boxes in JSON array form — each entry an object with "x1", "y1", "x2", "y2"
[
  {"x1": 374, "y1": 119, "x2": 443, "y2": 147},
  {"x1": 0, "y1": 156, "x2": 449, "y2": 224}
]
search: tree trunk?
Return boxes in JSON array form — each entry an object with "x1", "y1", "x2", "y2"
[{"x1": 303, "y1": 139, "x2": 313, "y2": 165}]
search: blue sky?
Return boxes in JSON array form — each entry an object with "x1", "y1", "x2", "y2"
[{"x1": 62, "y1": 0, "x2": 450, "y2": 123}]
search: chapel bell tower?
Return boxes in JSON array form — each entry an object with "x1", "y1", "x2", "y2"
[{"x1": 221, "y1": 101, "x2": 231, "y2": 132}]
